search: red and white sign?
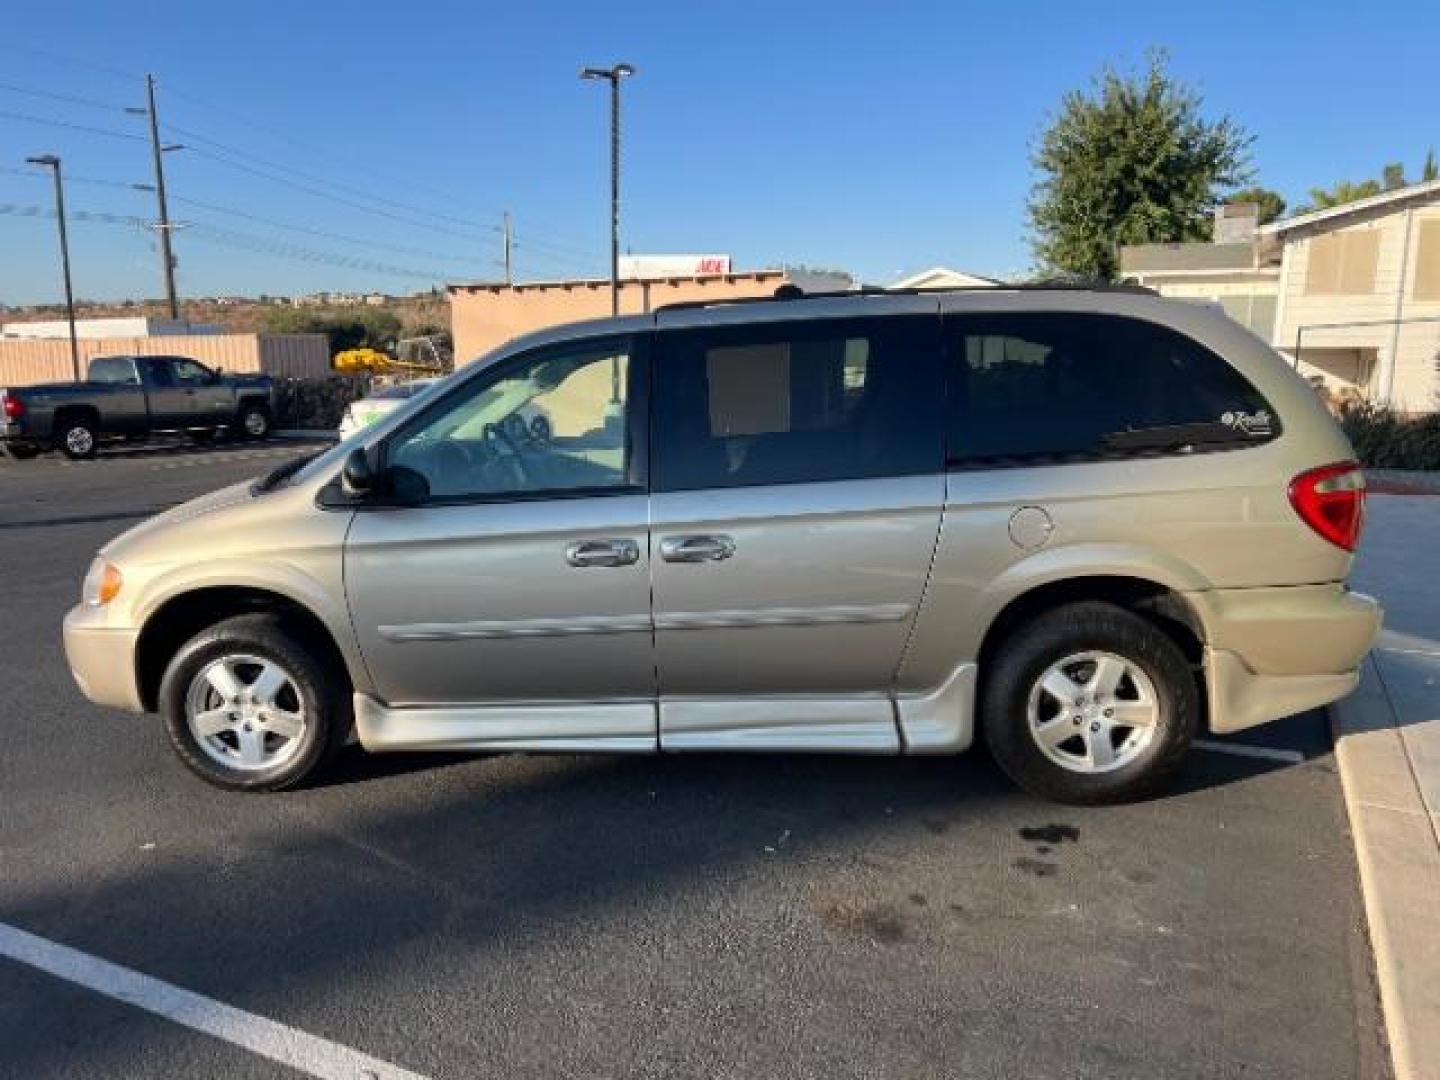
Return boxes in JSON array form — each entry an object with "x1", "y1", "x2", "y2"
[{"x1": 618, "y1": 254, "x2": 732, "y2": 280}]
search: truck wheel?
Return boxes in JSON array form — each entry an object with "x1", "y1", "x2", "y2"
[
  {"x1": 188, "y1": 429, "x2": 218, "y2": 444},
  {"x1": 238, "y1": 403, "x2": 271, "y2": 440},
  {"x1": 158, "y1": 613, "x2": 350, "y2": 792},
  {"x1": 56, "y1": 416, "x2": 99, "y2": 460},
  {"x1": 981, "y1": 601, "x2": 1197, "y2": 805},
  {"x1": 3, "y1": 444, "x2": 39, "y2": 460}
]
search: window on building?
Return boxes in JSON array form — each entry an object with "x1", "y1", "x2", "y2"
[
  {"x1": 1412, "y1": 218, "x2": 1440, "y2": 301},
  {"x1": 1305, "y1": 229, "x2": 1381, "y2": 295},
  {"x1": 652, "y1": 316, "x2": 942, "y2": 491},
  {"x1": 946, "y1": 312, "x2": 1276, "y2": 466}
]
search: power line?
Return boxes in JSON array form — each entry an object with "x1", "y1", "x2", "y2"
[
  {"x1": 1, "y1": 202, "x2": 455, "y2": 282},
  {"x1": 2, "y1": 163, "x2": 519, "y2": 269},
  {"x1": 0, "y1": 42, "x2": 138, "y2": 84},
  {"x1": 0, "y1": 82, "x2": 124, "y2": 113},
  {"x1": 0, "y1": 108, "x2": 145, "y2": 141}
]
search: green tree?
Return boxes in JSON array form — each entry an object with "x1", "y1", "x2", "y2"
[
  {"x1": 1306, "y1": 178, "x2": 1384, "y2": 210},
  {"x1": 1382, "y1": 162, "x2": 1407, "y2": 190},
  {"x1": 1028, "y1": 52, "x2": 1251, "y2": 281},
  {"x1": 260, "y1": 306, "x2": 402, "y2": 353},
  {"x1": 1227, "y1": 186, "x2": 1286, "y2": 225},
  {"x1": 1423, "y1": 148, "x2": 1438, "y2": 183}
]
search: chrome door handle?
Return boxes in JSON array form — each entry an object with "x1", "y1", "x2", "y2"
[
  {"x1": 659, "y1": 534, "x2": 736, "y2": 563},
  {"x1": 565, "y1": 538, "x2": 639, "y2": 568}
]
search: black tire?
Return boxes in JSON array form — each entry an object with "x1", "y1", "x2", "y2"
[
  {"x1": 2, "y1": 443, "x2": 39, "y2": 460},
  {"x1": 55, "y1": 414, "x2": 99, "y2": 460},
  {"x1": 236, "y1": 402, "x2": 271, "y2": 441},
  {"x1": 981, "y1": 601, "x2": 1197, "y2": 805},
  {"x1": 158, "y1": 613, "x2": 350, "y2": 792},
  {"x1": 188, "y1": 429, "x2": 218, "y2": 444}
]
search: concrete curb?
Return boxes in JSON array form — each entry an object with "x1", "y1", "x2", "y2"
[{"x1": 1331, "y1": 654, "x2": 1440, "y2": 1080}]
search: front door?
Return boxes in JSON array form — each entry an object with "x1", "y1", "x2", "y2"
[
  {"x1": 344, "y1": 334, "x2": 655, "y2": 739},
  {"x1": 648, "y1": 307, "x2": 947, "y2": 750},
  {"x1": 137, "y1": 357, "x2": 193, "y2": 429}
]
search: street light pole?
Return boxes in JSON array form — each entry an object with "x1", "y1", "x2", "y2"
[
  {"x1": 580, "y1": 63, "x2": 635, "y2": 318},
  {"x1": 27, "y1": 154, "x2": 80, "y2": 381}
]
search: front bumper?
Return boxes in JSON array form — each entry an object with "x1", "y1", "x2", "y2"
[
  {"x1": 63, "y1": 603, "x2": 144, "y2": 712},
  {"x1": 1187, "y1": 583, "x2": 1382, "y2": 733}
]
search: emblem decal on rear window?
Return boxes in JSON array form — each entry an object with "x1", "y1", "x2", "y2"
[{"x1": 1221, "y1": 410, "x2": 1272, "y2": 436}]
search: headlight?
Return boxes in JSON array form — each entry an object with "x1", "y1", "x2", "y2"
[{"x1": 82, "y1": 557, "x2": 124, "y2": 607}]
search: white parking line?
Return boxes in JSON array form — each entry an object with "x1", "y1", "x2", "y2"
[
  {"x1": 0, "y1": 921, "x2": 430, "y2": 1080},
  {"x1": 1193, "y1": 738, "x2": 1305, "y2": 765}
]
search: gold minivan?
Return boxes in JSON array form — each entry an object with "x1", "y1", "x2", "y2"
[{"x1": 64, "y1": 287, "x2": 1381, "y2": 802}]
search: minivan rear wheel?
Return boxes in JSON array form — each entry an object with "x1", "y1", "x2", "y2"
[
  {"x1": 982, "y1": 601, "x2": 1196, "y2": 804},
  {"x1": 158, "y1": 613, "x2": 349, "y2": 792}
]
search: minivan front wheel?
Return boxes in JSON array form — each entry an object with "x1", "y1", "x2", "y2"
[
  {"x1": 158, "y1": 614, "x2": 349, "y2": 792},
  {"x1": 982, "y1": 602, "x2": 1196, "y2": 804}
]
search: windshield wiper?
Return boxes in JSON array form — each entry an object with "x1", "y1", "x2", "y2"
[{"x1": 252, "y1": 451, "x2": 321, "y2": 493}]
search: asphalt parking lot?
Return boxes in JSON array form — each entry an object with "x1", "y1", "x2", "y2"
[{"x1": 0, "y1": 440, "x2": 1389, "y2": 1079}]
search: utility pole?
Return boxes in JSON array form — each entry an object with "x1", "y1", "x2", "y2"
[
  {"x1": 580, "y1": 63, "x2": 635, "y2": 317},
  {"x1": 129, "y1": 74, "x2": 182, "y2": 320},
  {"x1": 503, "y1": 211, "x2": 512, "y2": 285},
  {"x1": 26, "y1": 154, "x2": 80, "y2": 381}
]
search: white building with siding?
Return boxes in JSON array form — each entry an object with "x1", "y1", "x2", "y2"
[{"x1": 1263, "y1": 179, "x2": 1440, "y2": 412}]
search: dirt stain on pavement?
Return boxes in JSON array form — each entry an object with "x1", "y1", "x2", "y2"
[{"x1": 1018, "y1": 824, "x2": 1080, "y2": 845}]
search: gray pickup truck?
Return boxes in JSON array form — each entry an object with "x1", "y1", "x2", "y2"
[{"x1": 1, "y1": 355, "x2": 276, "y2": 460}]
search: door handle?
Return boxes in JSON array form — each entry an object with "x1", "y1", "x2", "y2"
[
  {"x1": 659, "y1": 534, "x2": 736, "y2": 563},
  {"x1": 565, "y1": 538, "x2": 640, "y2": 568}
]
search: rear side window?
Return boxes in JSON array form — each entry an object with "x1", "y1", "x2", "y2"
[
  {"x1": 652, "y1": 315, "x2": 942, "y2": 491},
  {"x1": 946, "y1": 312, "x2": 1277, "y2": 466},
  {"x1": 90, "y1": 358, "x2": 138, "y2": 384}
]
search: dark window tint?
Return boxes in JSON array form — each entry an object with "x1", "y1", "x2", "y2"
[
  {"x1": 171, "y1": 358, "x2": 213, "y2": 384},
  {"x1": 141, "y1": 358, "x2": 176, "y2": 387},
  {"x1": 89, "y1": 357, "x2": 138, "y2": 384},
  {"x1": 653, "y1": 315, "x2": 942, "y2": 492},
  {"x1": 947, "y1": 312, "x2": 1277, "y2": 466}
]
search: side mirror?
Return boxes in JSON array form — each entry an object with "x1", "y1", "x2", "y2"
[{"x1": 341, "y1": 447, "x2": 376, "y2": 497}]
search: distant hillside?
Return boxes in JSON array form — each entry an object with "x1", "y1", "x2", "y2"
[{"x1": 3, "y1": 296, "x2": 450, "y2": 338}]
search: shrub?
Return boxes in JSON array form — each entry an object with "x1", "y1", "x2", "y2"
[
  {"x1": 1339, "y1": 403, "x2": 1440, "y2": 470},
  {"x1": 271, "y1": 376, "x2": 370, "y2": 430}
]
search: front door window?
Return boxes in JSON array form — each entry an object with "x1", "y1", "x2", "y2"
[{"x1": 388, "y1": 341, "x2": 634, "y2": 500}]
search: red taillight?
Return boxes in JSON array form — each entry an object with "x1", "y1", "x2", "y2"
[
  {"x1": 1289, "y1": 461, "x2": 1366, "y2": 552},
  {"x1": 1, "y1": 391, "x2": 23, "y2": 420}
]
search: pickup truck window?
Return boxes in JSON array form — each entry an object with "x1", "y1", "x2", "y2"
[
  {"x1": 90, "y1": 358, "x2": 139, "y2": 385},
  {"x1": 140, "y1": 359, "x2": 177, "y2": 387},
  {"x1": 171, "y1": 359, "x2": 214, "y2": 384}
]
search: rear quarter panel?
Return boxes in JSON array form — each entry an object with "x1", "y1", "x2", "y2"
[{"x1": 898, "y1": 292, "x2": 1360, "y2": 693}]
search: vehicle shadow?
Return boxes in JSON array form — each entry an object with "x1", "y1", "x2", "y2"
[{"x1": 0, "y1": 737, "x2": 1299, "y2": 1077}]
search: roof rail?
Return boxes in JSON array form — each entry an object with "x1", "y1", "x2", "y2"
[{"x1": 652, "y1": 280, "x2": 1156, "y2": 314}]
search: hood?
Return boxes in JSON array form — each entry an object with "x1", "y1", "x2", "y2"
[{"x1": 102, "y1": 479, "x2": 256, "y2": 556}]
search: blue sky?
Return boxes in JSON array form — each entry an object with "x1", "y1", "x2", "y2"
[{"x1": 1, "y1": 0, "x2": 1436, "y2": 305}]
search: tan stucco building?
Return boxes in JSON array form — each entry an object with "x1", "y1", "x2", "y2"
[{"x1": 449, "y1": 270, "x2": 831, "y2": 365}]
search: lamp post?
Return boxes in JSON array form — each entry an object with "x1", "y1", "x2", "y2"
[
  {"x1": 26, "y1": 154, "x2": 80, "y2": 381},
  {"x1": 579, "y1": 63, "x2": 635, "y2": 318}
]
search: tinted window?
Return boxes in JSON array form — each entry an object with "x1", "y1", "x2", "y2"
[
  {"x1": 388, "y1": 338, "x2": 636, "y2": 500},
  {"x1": 141, "y1": 359, "x2": 176, "y2": 387},
  {"x1": 90, "y1": 358, "x2": 138, "y2": 385},
  {"x1": 947, "y1": 312, "x2": 1276, "y2": 466},
  {"x1": 171, "y1": 359, "x2": 213, "y2": 384},
  {"x1": 653, "y1": 315, "x2": 942, "y2": 492}
]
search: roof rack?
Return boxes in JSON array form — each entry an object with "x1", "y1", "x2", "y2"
[{"x1": 652, "y1": 279, "x2": 1157, "y2": 314}]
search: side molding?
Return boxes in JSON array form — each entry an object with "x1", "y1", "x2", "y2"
[
  {"x1": 353, "y1": 694, "x2": 658, "y2": 752},
  {"x1": 896, "y1": 662, "x2": 977, "y2": 754}
]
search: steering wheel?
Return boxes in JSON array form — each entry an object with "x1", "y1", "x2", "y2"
[{"x1": 481, "y1": 422, "x2": 531, "y2": 488}]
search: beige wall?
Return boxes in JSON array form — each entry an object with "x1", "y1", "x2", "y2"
[
  {"x1": 0, "y1": 334, "x2": 330, "y2": 387},
  {"x1": 449, "y1": 272, "x2": 788, "y2": 366},
  {"x1": 1276, "y1": 197, "x2": 1440, "y2": 411}
]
